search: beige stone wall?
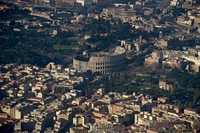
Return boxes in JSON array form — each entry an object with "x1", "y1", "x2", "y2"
[
  {"x1": 73, "y1": 58, "x2": 88, "y2": 72},
  {"x1": 87, "y1": 53, "x2": 125, "y2": 73},
  {"x1": 73, "y1": 46, "x2": 126, "y2": 73}
]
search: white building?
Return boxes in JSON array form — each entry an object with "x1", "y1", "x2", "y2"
[
  {"x1": 170, "y1": 0, "x2": 178, "y2": 6},
  {"x1": 76, "y1": 0, "x2": 92, "y2": 7}
]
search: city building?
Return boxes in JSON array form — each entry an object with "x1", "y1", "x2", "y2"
[
  {"x1": 76, "y1": 0, "x2": 92, "y2": 7},
  {"x1": 159, "y1": 80, "x2": 173, "y2": 92},
  {"x1": 73, "y1": 46, "x2": 126, "y2": 74}
]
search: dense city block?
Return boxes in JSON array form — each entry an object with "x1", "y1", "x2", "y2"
[{"x1": 0, "y1": 0, "x2": 200, "y2": 132}]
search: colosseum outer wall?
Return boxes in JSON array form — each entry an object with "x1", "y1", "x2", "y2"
[
  {"x1": 87, "y1": 53, "x2": 125, "y2": 73},
  {"x1": 73, "y1": 58, "x2": 88, "y2": 72},
  {"x1": 73, "y1": 46, "x2": 126, "y2": 74}
]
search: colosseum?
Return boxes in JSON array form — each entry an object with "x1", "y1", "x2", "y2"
[{"x1": 73, "y1": 46, "x2": 126, "y2": 74}]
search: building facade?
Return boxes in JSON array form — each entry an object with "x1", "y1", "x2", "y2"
[{"x1": 73, "y1": 46, "x2": 126, "y2": 74}]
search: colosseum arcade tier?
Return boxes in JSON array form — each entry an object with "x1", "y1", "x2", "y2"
[{"x1": 73, "y1": 46, "x2": 126, "y2": 74}]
